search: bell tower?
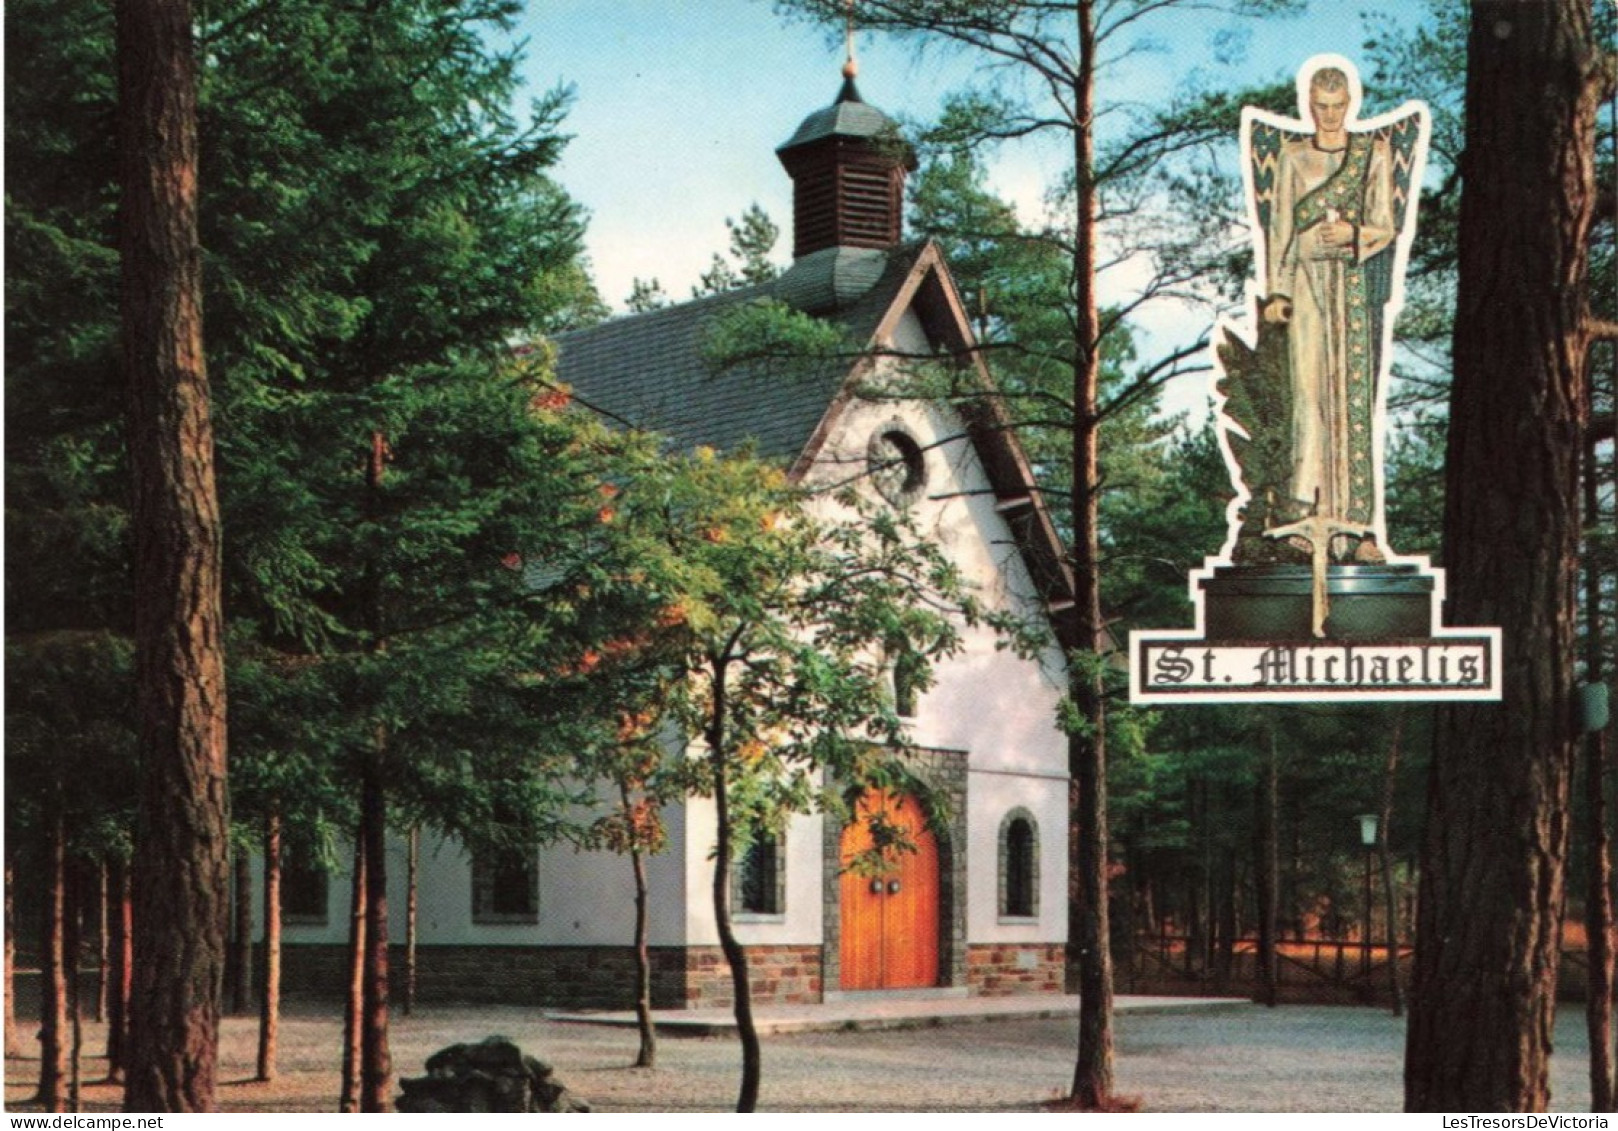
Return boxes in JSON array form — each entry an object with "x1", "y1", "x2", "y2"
[{"x1": 775, "y1": 51, "x2": 915, "y2": 261}]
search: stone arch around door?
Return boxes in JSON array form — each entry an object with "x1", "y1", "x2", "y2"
[{"x1": 822, "y1": 747, "x2": 967, "y2": 994}]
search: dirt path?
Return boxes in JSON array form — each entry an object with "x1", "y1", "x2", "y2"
[{"x1": 2, "y1": 1002, "x2": 1597, "y2": 1112}]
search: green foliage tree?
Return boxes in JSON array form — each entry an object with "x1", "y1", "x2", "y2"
[
  {"x1": 626, "y1": 277, "x2": 672, "y2": 313},
  {"x1": 694, "y1": 203, "x2": 783, "y2": 296},
  {"x1": 8, "y1": 0, "x2": 619, "y2": 1109},
  {"x1": 900, "y1": 81, "x2": 1236, "y2": 1108},
  {"x1": 5, "y1": 0, "x2": 135, "y2": 1090},
  {"x1": 4, "y1": 634, "x2": 137, "y2": 1109},
  {"x1": 773, "y1": 3, "x2": 1310, "y2": 1102},
  {"x1": 728, "y1": 203, "x2": 785, "y2": 287},
  {"x1": 597, "y1": 440, "x2": 983, "y2": 1112}
]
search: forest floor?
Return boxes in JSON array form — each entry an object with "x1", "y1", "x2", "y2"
[{"x1": 1, "y1": 1000, "x2": 1599, "y2": 1113}]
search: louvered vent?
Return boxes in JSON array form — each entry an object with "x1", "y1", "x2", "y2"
[
  {"x1": 792, "y1": 166, "x2": 840, "y2": 259},
  {"x1": 779, "y1": 84, "x2": 914, "y2": 260},
  {"x1": 839, "y1": 164, "x2": 901, "y2": 247}
]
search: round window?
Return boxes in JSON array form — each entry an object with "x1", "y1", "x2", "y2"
[{"x1": 868, "y1": 426, "x2": 927, "y2": 506}]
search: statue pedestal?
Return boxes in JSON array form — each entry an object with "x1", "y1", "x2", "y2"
[{"x1": 1198, "y1": 564, "x2": 1435, "y2": 641}]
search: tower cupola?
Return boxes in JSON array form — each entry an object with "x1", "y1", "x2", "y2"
[{"x1": 775, "y1": 66, "x2": 916, "y2": 261}]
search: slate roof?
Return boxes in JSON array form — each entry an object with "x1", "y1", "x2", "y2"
[
  {"x1": 778, "y1": 76, "x2": 901, "y2": 151},
  {"x1": 552, "y1": 242, "x2": 929, "y2": 464},
  {"x1": 549, "y1": 240, "x2": 1081, "y2": 647}
]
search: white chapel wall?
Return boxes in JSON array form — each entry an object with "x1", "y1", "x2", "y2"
[
  {"x1": 261, "y1": 305, "x2": 1071, "y2": 957},
  {"x1": 256, "y1": 801, "x2": 691, "y2": 948},
  {"x1": 680, "y1": 792, "x2": 826, "y2": 948},
  {"x1": 791, "y1": 305, "x2": 1071, "y2": 947}
]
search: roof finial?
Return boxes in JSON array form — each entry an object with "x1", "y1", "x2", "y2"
[{"x1": 842, "y1": 0, "x2": 858, "y2": 80}]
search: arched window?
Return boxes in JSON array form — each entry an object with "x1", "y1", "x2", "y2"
[{"x1": 999, "y1": 809, "x2": 1039, "y2": 920}]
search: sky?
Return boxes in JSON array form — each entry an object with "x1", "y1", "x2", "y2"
[
  {"x1": 508, "y1": 1, "x2": 1396, "y2": 307},
  {"x1": 502, "y1": 1, "x2": 1415, "y2": 414}
]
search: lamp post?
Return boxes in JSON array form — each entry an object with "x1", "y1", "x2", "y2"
[{"x1": 1356, "y1": 813, "x2": 1379, "y2": 1001}]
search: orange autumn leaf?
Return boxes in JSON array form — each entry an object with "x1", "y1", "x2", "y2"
[
  {"x1": 530, "y1": 387, "x2": 572, "y2": 412},
  {"x1": 616, "y1": 708, "x2": 657, "y2": 741}
]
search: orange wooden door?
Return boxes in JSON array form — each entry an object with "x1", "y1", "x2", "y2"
[
  {"x1": 839, "y1": 791, "x2": 940, "y2": 990},
  {"x1": 839, "y1": 793, "x2": 886, "y2": 991}
]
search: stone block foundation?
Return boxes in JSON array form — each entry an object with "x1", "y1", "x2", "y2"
[
  {"x1": 281, "y1": 941, "x2": 1064, "y2": 1008},
  {"x1": 279, "y1": 943, "x2": 823, "y2": 1010},
  {"x1": 965, "y1": 942, "x2": 1065, "y2": 996},
  {"x1": 680, "y1": 944, "x2": 823, "y2": 1008}
]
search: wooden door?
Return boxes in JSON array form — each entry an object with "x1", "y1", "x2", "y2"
[{"x1": 839, "y1": 790, "x2": 940, "y2": 991}]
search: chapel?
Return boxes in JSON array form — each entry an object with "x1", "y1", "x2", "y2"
[{"x1": 279, "y1": 62, "x2": 1077, "y2": 1010}]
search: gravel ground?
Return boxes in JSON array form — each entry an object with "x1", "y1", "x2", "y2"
[{"x1": 2, "y1": 1001, "x2": 1599, "y2": 1113}]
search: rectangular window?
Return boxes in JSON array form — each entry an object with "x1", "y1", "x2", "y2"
[
  {"x1": 472, "y1": 846, "x2": 539, "y2": 924},
  {"x1": 281, "y1": 853, "x2": 330, "y2": 926}
]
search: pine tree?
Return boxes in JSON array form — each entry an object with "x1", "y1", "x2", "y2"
[
  {"x1": 772, "y1": 1, "x2": 1306, "y2": 1102},
  {"x1": 9, "y1": 0, "x2": 617, "y2": 1108},
  {"x1": 115, "y1": 0, "x2": 230, "y2": 1107},
  {"x1": 693, "y1": 204, "x2": 782, "y2": 296},
  {"x1": 1405, "y1": 0, "x2": 1602, "y2": 1111}
]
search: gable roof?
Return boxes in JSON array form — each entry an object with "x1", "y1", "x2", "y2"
[
  {"x1": 550, "y1": 242, "x2": 1079, "y2": 646},
  {"x1": 552, "y1": 244, "x2": 924, "y2": 464}
]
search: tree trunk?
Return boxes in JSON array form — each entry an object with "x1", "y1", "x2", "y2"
[
  {"x1": 66, "y1": 863, "x2": 83, "y2": 1113},
  {"x1": 1254, "y1": 728, "x2": 1279, "y2": 1007},
  {"x1": 711, "y1": 734, "x2": 760, "y2": 1113},
  {"x1": 257, "y1": 807, "x2": 281, "y2": 1082},
  {"x1": 709, "y1": 658, "x2": 760, "y2": 1113},
  {"x1": 230, "y1": 847, "x2": 253, "y2": 1015},
  {"x1": 1380, "y1": 712, "x2": 1406, "y2": 1018},
  {"x1": 116, "y1": 0, "x2": 229, "y2": 1110},
  {"x1": 1189, "y1": 778, "x2": 1212, "y2": 977},
  {"x1": 1405, "y1": 0, "x2": 1598, "y2": 1112},
  {"x1": 404, "y1": 825, "x2": 418, "y2": 1017},
  {"x1": 621, "y1": 781, "x2": 657, "y2": 1068},
  {"x1": 1287, "y1": 792, "x2": 1306, "y2": 940},
  {"x1": 36, "y1": 812, "x2": 68, "y2": 1112},
  {"x1": 1596, "y1": 728, "x2": 1613, "y2": 1109},
  {"x1": 1065, "y1": 0, "x2": 1118, "y2": 1109},
  {"x1": 1113, "y1": 838, "x2": 1138, "y2": 991},
  {"x1": 95, "y1": 862, "x2": 109, "y2": 1025},
  {"x1": 360, "y1": 761, "x2": 392, "y2": 1113},
  {"x1": 352, "y1": 424, "x2": 394, "y2": 1112},
  {"x1": 1213, "y1": 843, "x2": 1237, "y2": 993},
  {"x1": 339, "y1": 837, "x2": 366, "y2": 1113},
  {"x1": 106, "y1": 859, "x2": 132, "y2": 1083},
  {"x1": 224, "y1": 855, "x2": 241, "y2": 1016},
  {"x1": 1584, "y1": 348, "x2": 1614, "y2": 1110},
  {"x1": 5, "y1": 851, "x2": 21, "y2": 1058},
  {"x1": 1183, "y1": 866, "x2": 1202, "y2": 978}
]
